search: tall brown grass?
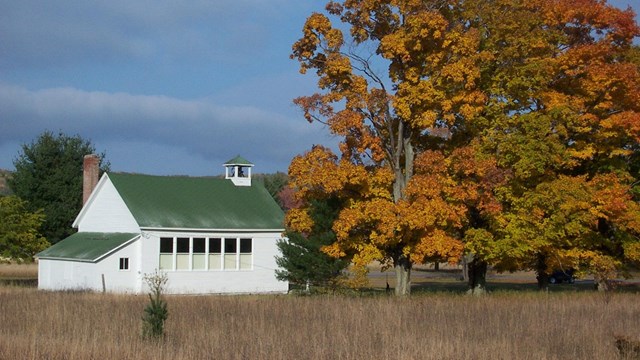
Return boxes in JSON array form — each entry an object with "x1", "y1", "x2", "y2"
[
  {"x1": 0, "y1": 263, "x2": 37, "y2": 279},
  {"x1": 0, "y1": 287, "x2": 638, "y2": 359}
]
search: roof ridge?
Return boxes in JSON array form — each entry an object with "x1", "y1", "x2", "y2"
[
  {"x1": 223, "y1": 155, "x2": 253, "y2": 166},
  {"x1": 109, "y1": 172, "x2": 226, "y2": 180},
  {"x1": 107, "y1": 172, "x2": 284, "y2": 230}
]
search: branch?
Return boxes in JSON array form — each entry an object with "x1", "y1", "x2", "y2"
[{"x1": 345, "y1": 49, "x2": 387, "y2": 92}]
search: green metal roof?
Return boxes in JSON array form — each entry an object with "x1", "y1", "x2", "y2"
[
  {"x1": 37, "y1": 232, "x2": 139, "y2": 262},
  {"x1": 108, "y1": 173, "x2": 284, "y2": 230},
  {"x1": 223, "y1": 155, "x2": 254, "y2": 166}
]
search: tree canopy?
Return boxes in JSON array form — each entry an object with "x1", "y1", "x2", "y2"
[
  {"x1": 0, "y1": 195, "x2": 48, "y2": 262},
  {"x1": 9, "y1": 131, "x2": 109, "y2": 244},
  {"x1": 289, "y1": 0, "x2": 640, "y2": 295}
]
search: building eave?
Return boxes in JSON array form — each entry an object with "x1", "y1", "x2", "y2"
[
  {"x1": 37, "y1": 257, "x2": 95, "y2": 263},
  {"x1": 140, "y1": 227, "x2": 285, "y2": 233}
]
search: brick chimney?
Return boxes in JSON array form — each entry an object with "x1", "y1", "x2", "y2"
[{"x1": 83, "y1": 154, "x2": 100, "y2": 205}]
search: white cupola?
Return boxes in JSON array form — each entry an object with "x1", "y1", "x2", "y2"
[{"x1": 224, "y1": 155, "x2": 254, "y2": 186}]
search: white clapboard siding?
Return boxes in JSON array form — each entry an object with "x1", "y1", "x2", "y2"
[{"x1": 74, "y1": 174, "x2": 139, "y2": 233}]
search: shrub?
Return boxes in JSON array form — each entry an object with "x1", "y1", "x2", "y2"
[{"x1": 141, "y1": 271, "x2": 168, "y2": 340}]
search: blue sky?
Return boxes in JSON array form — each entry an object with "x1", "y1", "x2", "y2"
[{"x1": 0, "y1": 0, "x2": 638, "y2": 176}]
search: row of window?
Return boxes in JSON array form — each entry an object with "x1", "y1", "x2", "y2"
[{"x1": 159, "y1": 237, "x2": 252, "y2": 271}]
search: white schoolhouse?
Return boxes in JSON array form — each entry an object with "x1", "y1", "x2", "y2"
[{"x1": 37, "y1": 155, "x2": 288, "y2": 294}]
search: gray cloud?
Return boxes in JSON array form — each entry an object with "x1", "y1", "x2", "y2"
[
  {"x1": 0, "y1": 0, "x2": 341, "y2": 174},
  {"x1": 0, "y1": 0, "x2": 293, "y2": 69},
  {"x1": 0, "y1": 83, "x2": 336, "y2": 174}
]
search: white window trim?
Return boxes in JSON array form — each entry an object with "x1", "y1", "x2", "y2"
[{"x1": 158, "y1": 235, "x2": 253, "y2": 272}]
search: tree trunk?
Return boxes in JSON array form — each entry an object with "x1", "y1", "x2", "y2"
[
  {"x1": 461, "y1": 253, "x2": 472, "y2": 282},
  {"x1": 535, "y1": 254, "x2": 549, "y2": 291},
  {"x1": 466, "y1": 254, "x2": 487, "y2": 295},
  {"x1": 388, "y1": 123, "x2": 413, "y2": 297},
  {"x1": 394, "y1": 255, "x2": 412, "y2": 296}
]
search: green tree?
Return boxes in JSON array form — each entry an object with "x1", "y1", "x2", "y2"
[
  {"x1": 0, "y1": 195, "x2": 49, "y2": 262},
  {"x1": 276, "y1": 197, "x2": 349, "y2": 290},
  {"x1": 9, "y1": 131, "x2": 109, "y2": 244}
]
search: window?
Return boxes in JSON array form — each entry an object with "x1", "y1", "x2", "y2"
[
  {"x1": 240, "y1": 238, "x2": 252, "y2": 253},
  {"x1": 119, "y1": 257, "x2": 129, "y2": 270},
  {"x1": 193, "y1": 238, "x2": 206, "y2": 253},
  {"x1": 158, "y1": 236, "x2": 253, "y2": 272},
  {"x1": 224, "y1": 238, "x2": 237, "y2": 253},
  {"x1": 239, "y1": 238, "x2": 252, "y2": 270},
  {"x1": 159, "y1": 237, "x2": 174, "y2": 270},
  {"x1": 193, "y1": 238, "x2": 206, "y2": 270},
  {"x1": 209, "y1": 238, "x2": 221, "y2": 253},
  {"x1": 160, "y1": 237, "x2": 174, "y2": 253},
  {"x1": 176, "y1": 237, "x2": 189, "y2": 270},
  {"x1": 209, "y1": 238, "x2": 222, "y2": 270},
  {"x1": 224, "y1": 238, "x2": 237, "y2": 270}
]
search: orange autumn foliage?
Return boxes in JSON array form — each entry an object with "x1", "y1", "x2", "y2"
[
  {"x1": 287, "y1": 146, "x2": 467, "y2": 270},
  {"x1": 289, "y1": 0, "x2": 640, "y2": 293}
]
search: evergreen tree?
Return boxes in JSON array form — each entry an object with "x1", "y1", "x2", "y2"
[
  {"x1": 276, "y1": 197, "x2": 348, "y2": 288},
  {"x1": 9, "y1": 131, "x2": 109, "y2": 244},
  {"x1": 141, "y1": 270, "x2": 168, "y2": 340}
]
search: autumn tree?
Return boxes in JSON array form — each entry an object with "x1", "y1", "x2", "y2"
[
  {"x1": 290, "y1": 0, "x2": 640, "y2": 294},
  {"x1": 460, "y1": 0, "x2": 640, "y2": 290},
  {"x1": 290, "y1": 0, "x2": 531, "y2": 295},
  {"x1": 9, "y1": 131, "x2": 109, "y2": 244},
  {"x1": 0, "y1": 196, "x2": 49, "y2": 262}
]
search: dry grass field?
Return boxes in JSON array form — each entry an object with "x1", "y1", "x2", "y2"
[
  {"x1": 0, "y1": 262, "x2": 37, "y2": 279},
  {"x1": 0, "y1": 264, "x2": 639, "y2": 359}
]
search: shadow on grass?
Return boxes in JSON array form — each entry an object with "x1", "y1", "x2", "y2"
[
  {"x1": 0, "y1": 278, "x2": 38, "y2": 287},
  {"x1": 412, "y1": 267, "x2": 462, "y2": 274},
  {"x1": 408, "y1": 280, "x2": 640, "y2": 294}
]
